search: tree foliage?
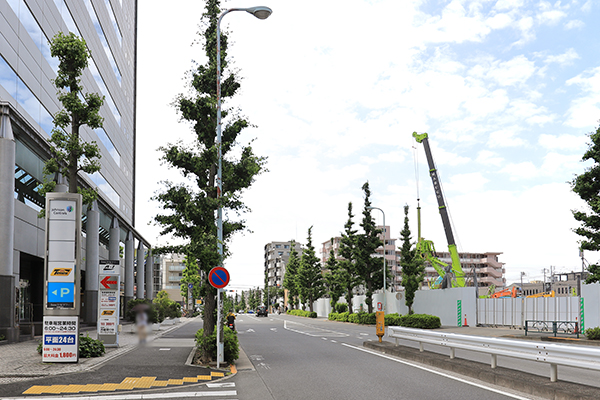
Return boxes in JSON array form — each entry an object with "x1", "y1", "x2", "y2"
[
  {"x1": 152, "y1": 0, "x2": 266, "y2": 363},
  {"x1": 399, "y1": 205, "x2": 424, "y2": 314},
  {"x1": 40, "y1": 32, "x2": 104, "y2": 204},
  {"x1": 338, "y1": 202, "x2": 360, "y2": 314},
  {"x1": 297, "y1": 227, "x2": 325, "y2": 312},
  {"x1": 572, "y1": 125, "x2": 600, "y2": 283},
  {"x1": 323, "y1": 239, "x2": 344, "y2": 308},
  {"x1": 355, "y1": 182, "x2": 385, "y2": 314},
  {"x1": 283, "y1": 240, "x2": 300, "y2": 309}
]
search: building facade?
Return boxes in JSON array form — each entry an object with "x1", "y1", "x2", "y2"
[
  {"x1": 425, "y1": 251, "x2": 505, "y2": 289},
  {"x1": 159, "y1": 253, "x2": 185, "y2": 303},
  {"x1": 264, "y1": 241, "x2": 303, "y2": 288},
  {"x1": 0, "y1": 0, "x2": 151, "y2": 342},
  {"x1": 320, "y1": 225, "x2": 403, "y2": 292}
]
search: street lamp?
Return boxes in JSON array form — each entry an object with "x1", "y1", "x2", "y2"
[
  {"x1": 215, "y1": 6, "x2": 272, "y2": 369},
  {"x1": 367, "y1": 206, "x2": 386, "y2": 313}
]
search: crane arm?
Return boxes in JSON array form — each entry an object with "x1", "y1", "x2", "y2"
[{"x1": 413, "y1": 132, "x2": 465, "y2": 287}]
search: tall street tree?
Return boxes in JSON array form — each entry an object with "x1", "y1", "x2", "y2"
[
  {"x1": 297, "y1": 227, "x2": 325, "y2": 312},
  {"x1": 323, "y1": 239, "x2": 344, "y2": 308},
  {"x1": 572, "y1": 124, "x2": 600, "y2": 283},
  {"x1": 355, "y1": 182, "x2": 385, "y2": 314},
  {"x1": 283, "y1": 240, "x2": 300, "y2": 309},
  {"x1": 152, "y1": 0, "x2": 266, "y2": 363},
  {"x1": 41, "y1": 32, "x2": 104, "y2": 204},
  {"x1": 338, "y1": 202, "x2": 359, "y2": 314},
  {"x1": 399, "y1": 205, "x2": 424, "y2": 314}
]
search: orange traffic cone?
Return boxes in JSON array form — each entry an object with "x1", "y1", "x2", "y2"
[{"x1": 463, "y1": 314, "x2": 469, "y2": 327}]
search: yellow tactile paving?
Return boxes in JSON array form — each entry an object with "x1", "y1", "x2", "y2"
[{"x1": 22, "y1": 370, "x2": 231, "y2": 395}]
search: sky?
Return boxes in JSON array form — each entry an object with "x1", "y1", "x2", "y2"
[{"x1": 136, "y1": 0, "x2": 600, "y2": 291}]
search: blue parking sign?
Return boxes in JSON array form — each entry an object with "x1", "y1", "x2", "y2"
[{"x1": 47, "y1": 282, "x2": 75, "y2": 308}]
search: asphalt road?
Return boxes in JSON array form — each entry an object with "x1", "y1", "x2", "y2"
[{"x1": 233, "y1": 313, "x2": 540, "y2": 400}]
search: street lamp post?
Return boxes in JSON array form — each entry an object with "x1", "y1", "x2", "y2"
[
  {"x1": 367, "y1": 206, "x2": 386, "y2": 313},
  {"x1": 215, "y1": 6, "x2": 272, "y2": 369}
]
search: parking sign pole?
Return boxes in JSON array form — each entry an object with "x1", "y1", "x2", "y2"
[{"x1": 43, "y1": 192, "x2": 82, "y2": 363}]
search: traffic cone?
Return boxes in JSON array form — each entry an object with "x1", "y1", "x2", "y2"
[{"x1": 463, "y1": 314, "x2": 469, "y2": 327}]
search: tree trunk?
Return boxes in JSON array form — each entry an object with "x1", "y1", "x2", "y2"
[
  {"x1": 201, "y1": 284, "x2": 216, "y2": 363},
  {"x1": 69, "y1": 121, "x2": 79, "y2": 194},
  {"x1": 346, "y1": 290, "x2": 353, "y2": 314}
]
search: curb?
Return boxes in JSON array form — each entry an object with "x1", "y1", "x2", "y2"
[{"x1": 364, "y1": 341, "x2": 600, "y2": 400}]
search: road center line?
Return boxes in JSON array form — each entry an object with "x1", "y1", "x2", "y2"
[{"x1": 341, "y1": 343, "x2": 531, "y2": 400}]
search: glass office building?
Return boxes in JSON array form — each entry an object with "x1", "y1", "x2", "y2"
[{"x1": 0, "y1": 0, "x2": 150, "y2": 342}]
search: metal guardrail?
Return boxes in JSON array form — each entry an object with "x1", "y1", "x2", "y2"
[
  {"x1": 525, "y1": 320, "x2": 580, "y2": 338},
  {"x1": 387, "y1": 326, "x2": 600, "y2": 382}
]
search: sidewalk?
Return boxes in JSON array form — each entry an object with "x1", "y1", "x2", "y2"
[{"x1": 0, "y1": 317, "x2": 195, "y2": 385}]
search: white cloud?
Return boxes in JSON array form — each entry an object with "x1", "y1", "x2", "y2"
[
  {"x1": 538, "y1": 134, "x2": 587, "y2": 151},
  {"x1": 476, "y1": 150, "x2": 504, "y2": 166},
  {"x1": 564, "y1": 19, "x2": 585, "y2": 30},
  {"x1": 487, "y1": 55, "x2": 536, "y2": 86},
  {"x1": 536, "y1": 1, "x2": 567, "y2": 26},
  {"x1": 446, "y1": 172, "x2": 489, "y2": 193},
  {"x1": 540, "y1": 153, "x2": 582, "y2": 176},
  {"x1": 565, "y1": 67, "x2": 600, "y2": 128},
  {"x1": 544, "y1": 48, "x2": 580, "y2": 66},
  {"x1": 488, "y1": 129, "x2": 527, "y2": 148},
  {"x1": 494, "y1": 0, "x2": 525, "y2": 11},
  {"x1": 500, "y1": 161, "x2": 538, "y2": 180}
]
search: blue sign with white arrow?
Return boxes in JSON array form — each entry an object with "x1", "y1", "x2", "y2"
[{"x1": 47, "y1": 282, "x2": 75, "y2": 308}]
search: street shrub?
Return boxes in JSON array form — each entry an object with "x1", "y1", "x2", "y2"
[
  {"x1": 385, "y1": 313, "x2": 402, "y2": 326},
  {"x1": 585, "y1": 327, "x2": 600, "y2": 340},
  {"x1": 287, "y1": 309, "x2": 317, "y2": 318},
  {"x1": 153, "y1": 291, "x2": 182, "y2": 322},
  {"x1": 328, "y1": 312, "x2": 338, "y2": 321},
  {"x1": 399, "y1": 314, "x2": 441, "y2": 329},
  {"x1": 334, "y1": 303, "x2": 348, "y2": 313},
  {"x1": 336, "y1": 312, "x2": 349, "y2": 322},
  {"x1": 79, "y1": 334, "x2": 106, "y2": 358},
  {"x1": 348, "y1": 313, "x2": 359, "y2": 324},
  {"x1": 125, "y1": 299, "x2": 159, "y2": 323},
  {"x1": 194, "y1": 326, "x2": 239, "y2": 364}
]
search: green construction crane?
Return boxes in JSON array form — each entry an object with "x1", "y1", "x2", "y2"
[{"x1": 413, "y1": 132, "x2": 465, "y2": 288}]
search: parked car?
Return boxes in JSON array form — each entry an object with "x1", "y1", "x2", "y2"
[{"x1": 257, "y1": 305, "x2": 268, "y2": 317}]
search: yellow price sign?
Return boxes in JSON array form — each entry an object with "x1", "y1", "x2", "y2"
[{"x1": 101, "y1": 310, "x2": 115, "y2": 316}]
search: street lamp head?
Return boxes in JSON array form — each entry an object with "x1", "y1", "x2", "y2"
[{"x1": 246, "y1": 6, "x2": 272, "y2": 19}]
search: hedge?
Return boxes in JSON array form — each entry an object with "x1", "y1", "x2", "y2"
[
  {"x1": 326, "y1": 311, "x2": 441, "y2": 329},
  {"x1": 287, "y1": 309, "x2": 317, "y2": 318}
]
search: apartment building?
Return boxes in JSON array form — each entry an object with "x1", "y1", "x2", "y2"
[
  {"x1": 424, "y1": 251, "x2": 505, "y2": 288},
  {"x1": 264, "y1": 241, "x2": 303, "y2": 288},
  {"x1": 320, "y1": 225, "x2": 403, "y2": 292}
]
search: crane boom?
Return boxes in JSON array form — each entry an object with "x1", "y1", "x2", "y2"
[{"x1": 413, "y1": 132, "x2": 465, "y2": 287}]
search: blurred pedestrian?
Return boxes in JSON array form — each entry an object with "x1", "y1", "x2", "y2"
[{"x1": 131, "y1": 303, "x2": 150, "y2": 344}]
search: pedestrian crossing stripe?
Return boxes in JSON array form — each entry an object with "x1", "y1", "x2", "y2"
[{"x1": 22, "y1": 372, "x2": 230, "y2": 394}]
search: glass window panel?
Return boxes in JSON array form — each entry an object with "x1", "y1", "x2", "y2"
[
  {"x1": 87, "y1": 171, "x2": 120, "y2": 207},
  {"x1": 83, "y1": 0, "x2": 122, "y2": 84},
  {"x1": 94, "y1": 127, "x2": 120, "y2": 166},
  {"x1": 53, "y1": 0, "x2": 81, "y2": 36},
  {"x1": 88, "y1": 59, "x2": 121, "y2": 125},
  {"x1": 104, "y1": 0, "x2": 122, "y2": 46}
]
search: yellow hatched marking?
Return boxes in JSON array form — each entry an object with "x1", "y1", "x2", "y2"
[
  {"x1": 62, "y1": 385, "x2": 85, "y2": 393},
  {"x1": 151, "y1": 380, "x2": 169, "y2": 387},
  {"x1": 197, "y1": 375, "x2": 212, "y2": 381},
  {"x1": 211, "y1": 371, "x2": 225, "y2": 377},
  {"x1": 45, "y1": 385, "x2": 67, "y2": 393},
  {"x1": 134, "y1": 377, "x2": 156, "y2": 388},
  {"x1": 183, "y1": 377, "x2": 197, "y2": 383},
  {"x1": 23, "y1": 386, "x2": 44, "y2": 394},
  {"x1": 121, "y1": 377, "x2": 139, "y2": 384},
  {"x1": 168, "y1": 379, "x2": 184, "y2": 385},
  {"x1": 116, "y1": 383, "x2": 136, "y2": 390},
  {"x1": 81, "y1": 384, "x2": 102, "y2": 392},
  {"x1": 98, "y1": 383, "x2": 121, "y2": 391}
]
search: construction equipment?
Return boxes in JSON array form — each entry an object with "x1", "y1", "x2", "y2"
[
  {"x1": 413, "y1": 132, "x2": 465, "y2": 288},
  {"x1": 526, "y1": 290, "x2": 555, "y2": 298},
  {"x1": 490, "y1": 286, "x2": 517, "y2": 298}
]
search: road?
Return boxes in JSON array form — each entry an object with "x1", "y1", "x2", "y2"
[{"x1": 2, "y1": 314, "x2": 582, "y2": 399}]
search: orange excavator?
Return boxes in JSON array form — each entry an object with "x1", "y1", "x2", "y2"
[{"x1": 490, "y1": 286, "x2": 517, "y2": 298}]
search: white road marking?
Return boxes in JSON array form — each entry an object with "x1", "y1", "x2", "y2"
[
  {"x1": 246, "y1": 328, "x2": 255, "y2": 332},
  {"x1": 270, "y1": 328, "x2": 277, "y2": 332},
  {"x1": 360, "y1": 333, "x2": 369, "y2": 336},
  {"x1": 249, "y1": 355, "x2": 264, "y2": 361},
  {"x1": 341, "y1": 344, "x2": 532, "y2": 400},
  {"x1": 159, "y1": 348, "x2": 170, "y2": 351},
  {"x1": 2, "y1": 391, "x2": 238, "y2": 400},
  {"x1": 283, "y1": 320, "x2": 349, "y2": 337},
  {"x1": 207, "y1": 382, "x2": 236, "y2": 388},
  {"x1": 331, "y1": 340, "x2": 337, "y2": 343}
]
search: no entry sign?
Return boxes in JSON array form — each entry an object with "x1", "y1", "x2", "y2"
[{"x1": 208, "y1": 266, "x2": 230, "y2": 289}]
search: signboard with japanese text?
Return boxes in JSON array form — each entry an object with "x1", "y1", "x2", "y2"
[
  {"x1": 98, "y1": 268, "x2": 120, "y2": 347},
  {"x1": 99, "y1": 317, "x2": 117, "y2": 335},
  {"x1": 42, "y1": 316, "x2": 78, "y2": 362}
]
